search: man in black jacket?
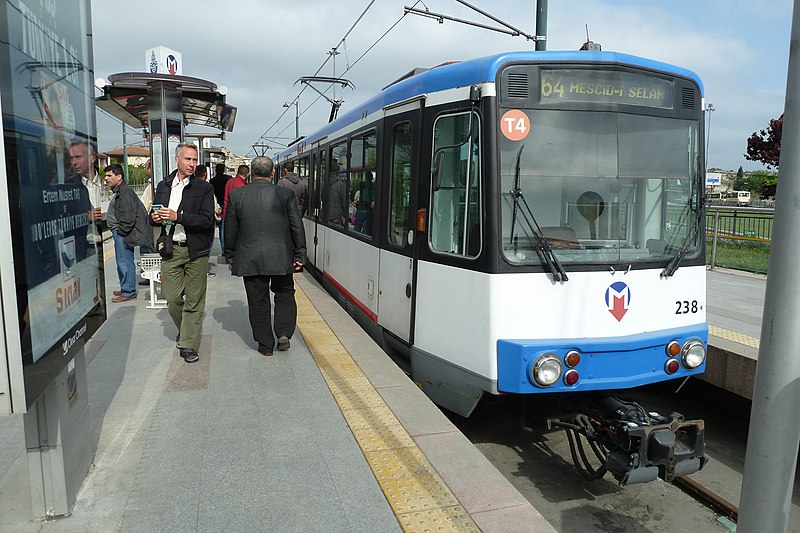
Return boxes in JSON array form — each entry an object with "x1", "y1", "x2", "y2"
[
  {"x1": 105, "y1": 164, "x2": 149, "y2": 302},
  {"x1": 224, "y1": 156, "x2": 306, "y2": 356},
  {"x1": 150, "y1": 143, "x2": 215, "y2": 363}
]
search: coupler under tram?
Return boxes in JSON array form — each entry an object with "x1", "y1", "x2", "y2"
[{"x1": 522, "y1": 394, "x2": 707, "y2": 486}]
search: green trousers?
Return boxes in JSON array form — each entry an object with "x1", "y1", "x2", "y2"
[{"x1": 160, "y1": 245, "x2": 209, "y2": 351}]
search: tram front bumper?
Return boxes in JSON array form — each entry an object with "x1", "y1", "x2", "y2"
[{"x1": 605, "y1": 416, "x2": 707, "y2": 485}]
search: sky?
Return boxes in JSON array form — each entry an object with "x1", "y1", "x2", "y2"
[{"x1": 91, "y1": 0, "x2": 793, "y2": 172}]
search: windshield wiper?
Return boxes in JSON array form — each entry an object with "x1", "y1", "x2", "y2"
[
  {"x1": 508, "y1": 146, "x2": 568, "y2": 282},
  {"x1": 661, "y1": 194, "x2": 707, "y2": 278}
]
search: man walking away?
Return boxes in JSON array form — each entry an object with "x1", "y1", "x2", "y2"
[
  {"x1": 150, "y1": 143, "x2": 215, "y2": 363},
  {"x1": 224, "y1": 156, "x2": 306, "y2": 356},
  {"x1": 104, "y1": 164, "x2": 150, "y2": 302},
  {"x1": 220, "y1": 164, "x2": 249, "y2": 263},
  {"x1": 277, "y1": 161, "x2": 306, "y2": 217},
  {"x1": 210, "y1": 163, "x2": 231, "y2": 252},
  {"x1": 195, "y1": 164, "x2": 220, "y2": 277}
]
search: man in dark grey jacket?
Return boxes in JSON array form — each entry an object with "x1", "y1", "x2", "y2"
[
  {"x1": 224, "y1": 156, "x2": 306, "y2": 356},
  {"x1": 104, "y1": 164, "x2": 149, "y2": 302},
  {"x1": 277, "y1": 161, "x2": 306, "y2": 217}
]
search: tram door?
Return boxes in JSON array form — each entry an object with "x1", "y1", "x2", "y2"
[
  {"x1": 377, "y1": 101, "x2": 422, "y2": 343},
  {"x1": 310, "y1": 146, "x2": 325, "y2": 268}
]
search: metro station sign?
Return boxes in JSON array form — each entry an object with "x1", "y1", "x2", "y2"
[{"x1": 146, "y1": 45, "x2": 182, "y2": 76}]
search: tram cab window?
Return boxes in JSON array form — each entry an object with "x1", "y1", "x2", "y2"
[
  {"x1": 348, "y1": 132, "x2": 377, "y2": 237},
  {"x1": 389, "y1": 123, "x2": 413, "y2": 247},
  {"x1": 429, "y1": 111, "x2": 482, "y2": 258},
  {"x1": 499, "y1": 109, "x2": 700, "y2": 265},
  {"x1": 325, "y1": 143, "x2": 349, "y2": 227}
]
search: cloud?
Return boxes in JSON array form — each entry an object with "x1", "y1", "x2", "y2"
[{"x1": 92, "y1": 0, "x2": 792, "y2": 170}]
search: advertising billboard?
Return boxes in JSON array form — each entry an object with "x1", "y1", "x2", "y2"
[
  {"x1": 706, "y1": 171, "x2": 722, "y2": 187},
  {"x1": 0, "y1": 0, "x2": 105, "y2": 411}
]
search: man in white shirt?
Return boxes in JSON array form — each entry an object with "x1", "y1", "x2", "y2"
[
  {"x1": 68, "y1": 139, "x2": 103, "y2": 245},
  {"x1": 150, "y1": 143, "x2": 215, "y2": 363}
]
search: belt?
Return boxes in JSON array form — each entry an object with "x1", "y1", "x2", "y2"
[{"x1": 172, "y1": 241, "x2": 188, "y2": 247}]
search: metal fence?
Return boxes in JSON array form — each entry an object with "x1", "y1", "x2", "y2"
[{"x1": 706, "y1": 206, "x2": 773, "y2": 270}]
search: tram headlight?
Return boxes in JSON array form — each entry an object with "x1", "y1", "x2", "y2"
[
  {"x1": 681, "y1": 339, "x2": 706, "y2": 369},
  {"x1": 532, "y1": 353, "x2": 562, "y2": 387}
]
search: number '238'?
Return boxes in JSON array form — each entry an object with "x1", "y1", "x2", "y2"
[{"x1": 675, "y1": 300, "x2": 699, "y2": 314}]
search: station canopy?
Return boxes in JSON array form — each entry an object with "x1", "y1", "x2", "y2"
[{"x1": 95, "y1": 72, "x2": 236, "y2": 132}]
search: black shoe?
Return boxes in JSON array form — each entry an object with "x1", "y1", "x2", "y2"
[
  {"x1": 277, "y1": 336, "x2": 290, "y2": 351},
  {"x1": 180, "y1": 348, "x2": 199, "y2": 363},
  {"x1": 138, "y1": 279, "x2": 149, "y2": 286},
  {"x1": 175, "y1": 334, "x2": 180, "y2": 348},
  {"x1": 258, "y1": 344, "x2": 274, "y2": 356}
]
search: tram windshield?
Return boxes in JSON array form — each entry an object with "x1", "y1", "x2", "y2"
[{"x1": 500, "y1": 110, "x2": 701, "y2": 266}]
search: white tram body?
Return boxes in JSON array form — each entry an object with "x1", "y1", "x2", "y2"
[{"x1": 278, "y1": 51, "x2": 708, "y2": 418}]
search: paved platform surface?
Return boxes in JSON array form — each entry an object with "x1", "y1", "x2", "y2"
[
  {"x1": 704, "y1": 268, "x2": 767, "y2": 399},
  {"x1": 0, "y1": 245, "x2": 555, "y2": 533}
]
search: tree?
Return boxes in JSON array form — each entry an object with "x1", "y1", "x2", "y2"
[
  {"x1": 731, "y1": 171, "x2": 778, "y2": 198},
  {"x1": 758, "y1": 173, "x2": 779, "y2": 198},
  {"x1": 745, "y1": 115, "x2": 782, "y2": 168}
]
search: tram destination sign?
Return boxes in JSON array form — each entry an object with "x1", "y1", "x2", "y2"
[{"x1": 539, "y1": 69, "x2": 673, "y2": 109}]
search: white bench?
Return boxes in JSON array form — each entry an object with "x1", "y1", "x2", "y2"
[{"x1": 140, "y1": 254, "x2": 168, "y2": 309}]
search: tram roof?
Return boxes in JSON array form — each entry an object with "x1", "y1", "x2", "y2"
[{"x1": 290, "y1": 50, "x2": 703, "y2": 154}]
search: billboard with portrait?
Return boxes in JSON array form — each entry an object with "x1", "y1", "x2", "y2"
[{"x1": 0, "y1": 0, "x2": 105, "y2": 410}]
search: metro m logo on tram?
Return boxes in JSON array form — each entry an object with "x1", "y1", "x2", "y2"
[{"x1": 605, "y1": 281, "x2": 631, "y2": 322}]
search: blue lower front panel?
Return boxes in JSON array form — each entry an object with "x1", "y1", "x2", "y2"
[{"x1": 497, "y1": 324, "x2": 708, "y2": 394}]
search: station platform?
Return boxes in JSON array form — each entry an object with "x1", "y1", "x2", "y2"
[
  {"x1": 0, "y1": 245, "x2": 556, "y2": 533},
  {"x1": 704, "y1": 268, "x2": 767, "y2": 400}
]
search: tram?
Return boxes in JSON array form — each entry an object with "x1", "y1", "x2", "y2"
[{"x1": 277, "y1": 50, "x2": 708, "y2": 485}]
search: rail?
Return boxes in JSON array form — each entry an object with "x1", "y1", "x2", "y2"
[{"x1": 706, "y1": 206, "x2": 773, "y2": 270}]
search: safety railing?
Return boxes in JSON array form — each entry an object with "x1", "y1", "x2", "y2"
[{"x1": 706, "y1": 206, "x2": 773, "y2": 270}]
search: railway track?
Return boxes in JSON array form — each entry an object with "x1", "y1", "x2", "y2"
[{"x1": 443, "y1": 379, "x2": 800, "y2": 532}]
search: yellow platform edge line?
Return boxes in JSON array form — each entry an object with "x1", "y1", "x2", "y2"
[
  {"x1": 294, "y1": 285, "x2": 481, "y2": 533},
  {"x1": 709, "y1": 324, "x2": 760, "y2": 349}
]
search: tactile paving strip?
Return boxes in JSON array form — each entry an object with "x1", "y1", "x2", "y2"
[
  {"x1": 379, "y1": 473, "x2": 460, "y2": 514},
  {"x1": 295, "y1": 287, "x2": 480, "y2": 532},
  {"x1": 398, "y1": 507, "x2": 480, "y2": 533},
  {"x1": 709, "y1": 325, "x2": 760, "y2": 349}
]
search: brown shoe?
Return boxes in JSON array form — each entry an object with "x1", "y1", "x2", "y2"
[
  {"x1": 111, "y1": 295, "x2": 136, "y2": 303},
  {"x1": 113, "y1": 290, "x2": 122, "y2": 296}
]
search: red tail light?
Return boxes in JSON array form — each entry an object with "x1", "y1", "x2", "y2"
[
  {"x1": 665, "y1": 359, "x2": 680, "y2": 374},
  {"x1": 564, "y1": 369, "x2": 579, "y2": 386}
]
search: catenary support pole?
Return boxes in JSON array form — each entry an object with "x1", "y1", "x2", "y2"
[
  {"x1": 739, "y1": 1, "x2": 800, "y2": 530},
  {"x1": 122, "y1": 122, "x2": 128, "y2": 173},
  {"x1": 535, "y1": 0, "x2": 548, "y2": 51}
]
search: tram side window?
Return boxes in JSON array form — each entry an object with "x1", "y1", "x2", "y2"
[
  {"x1": 348, "y1": 132, "x2": 377, "y2": 237},
  {"x1": 389, "y1": 123, "x2": 413, "y2": 247},
  {"x1": 430, "y1": 112, "x2": 481, "y2": 257},
  {"x1": 326, "y1": 142, "x2": 349, "y2": 227}
]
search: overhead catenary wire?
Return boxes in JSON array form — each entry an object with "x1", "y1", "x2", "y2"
[
  {"x1": 250, "y1": 0, "x2": 423, "y2": 155},
  {"x1": 250, "y1": 0, "x2": 378, "y2": 153}
]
